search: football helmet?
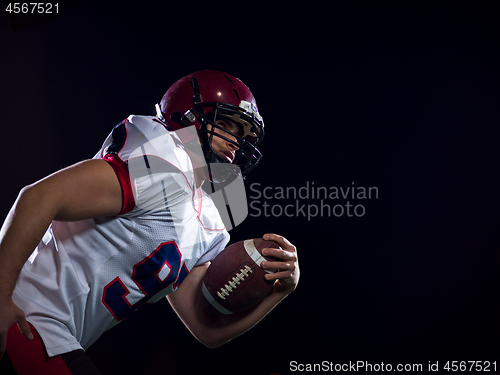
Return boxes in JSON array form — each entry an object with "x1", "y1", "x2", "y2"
[{"x1": 156, "y1": 70, "x2": 265, "y2": 180}]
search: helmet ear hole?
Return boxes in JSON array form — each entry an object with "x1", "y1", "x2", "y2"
[{"x1": 170, "y1": 112, "x2": 182, "y2": 124}]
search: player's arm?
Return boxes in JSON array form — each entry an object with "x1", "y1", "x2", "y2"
[
  {"x1": 167, "y1": 233, "x2": 299, "y2": 348},
  {"x1": 0, "y1": 159, "x2": 123, "y2": 359}
]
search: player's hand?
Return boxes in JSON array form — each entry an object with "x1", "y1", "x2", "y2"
[
  {"x1": 260, "y1": 233, "x2": 299, "y2": 293},
  {"x1": 0, "y1": 297, "x2": 33, "y2": 360}
]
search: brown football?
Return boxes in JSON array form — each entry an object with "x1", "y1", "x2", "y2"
[{"x1": 201, "y1": 238, "x2": 280, "y2": 314}]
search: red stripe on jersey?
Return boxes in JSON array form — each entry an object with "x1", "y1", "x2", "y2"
[{"x1": 102, "y1": 153, "x2": 135, "y2": 215}]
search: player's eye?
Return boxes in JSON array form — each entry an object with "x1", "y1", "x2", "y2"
[{"x1": 217, "y1": 120, "x2": 243, "y2": 137}]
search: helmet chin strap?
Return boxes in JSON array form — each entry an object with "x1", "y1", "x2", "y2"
[
  {"x1": 203, "y1": 136, "x2": 239, "y2": 184},
  {"x1": 203, "y1": 128, "x2": 248, "y2": 187}
]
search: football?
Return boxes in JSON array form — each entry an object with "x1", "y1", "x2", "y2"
[{"x1": 201, "y1": 238, "x2": 280, "y2": 314}]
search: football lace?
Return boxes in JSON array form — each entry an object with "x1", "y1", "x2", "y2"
[{"x1": 217, "y1": 265, "x2": 253, "y2": 300}]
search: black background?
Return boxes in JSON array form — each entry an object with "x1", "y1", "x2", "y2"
[{"x1": 1, "y1": 1, "x2": 499, "y2": 374}]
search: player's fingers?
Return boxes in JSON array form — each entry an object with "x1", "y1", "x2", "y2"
[
  {"x1": 264, "y1": 269, "x2": 294, "y2": 281},
  {"x1": 262, "y1": 246, "x2": 297, "y2": 262},
  {"x1": 261, "y1": 260, "x2": 293, "y2": 272},
  {"x1": 16, "y1": 316, "x2": 34, "y2": 341},
  {"x1": 263, "y1": 233, "x2": 296, "y2": 253}
]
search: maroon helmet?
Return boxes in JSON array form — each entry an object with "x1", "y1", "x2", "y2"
[{"x1": 156, "y1": 70, "x2": 265, "y2": 179}]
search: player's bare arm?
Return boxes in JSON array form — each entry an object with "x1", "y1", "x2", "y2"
[
  {"x1": 167, "y1": 233, "x2": 299, "y2": 348},
  {"x1": 0, "y1": 159, "x2": 122, "y2": 359}
]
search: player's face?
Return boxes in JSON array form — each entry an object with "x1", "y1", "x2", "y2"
[{"x1": 207, "y1": 119, "x2": 244, "y2": 163}]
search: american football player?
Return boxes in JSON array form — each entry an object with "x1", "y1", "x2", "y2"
[{"x1": 0, "y1": 71, "x2": 299, "y2": 374}]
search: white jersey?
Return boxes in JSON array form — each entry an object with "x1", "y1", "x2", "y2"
[{"x1": 12, "y1": 115, "x2": 230, "y2": 357}]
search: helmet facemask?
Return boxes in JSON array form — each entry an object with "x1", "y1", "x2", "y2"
[{"x1": 177, "y1": 101, "x2": 264, "y2": 183}]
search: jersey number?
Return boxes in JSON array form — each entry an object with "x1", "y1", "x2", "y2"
[{"x1": 102, "y1": 241, "x2": 189, "y2": 321}]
